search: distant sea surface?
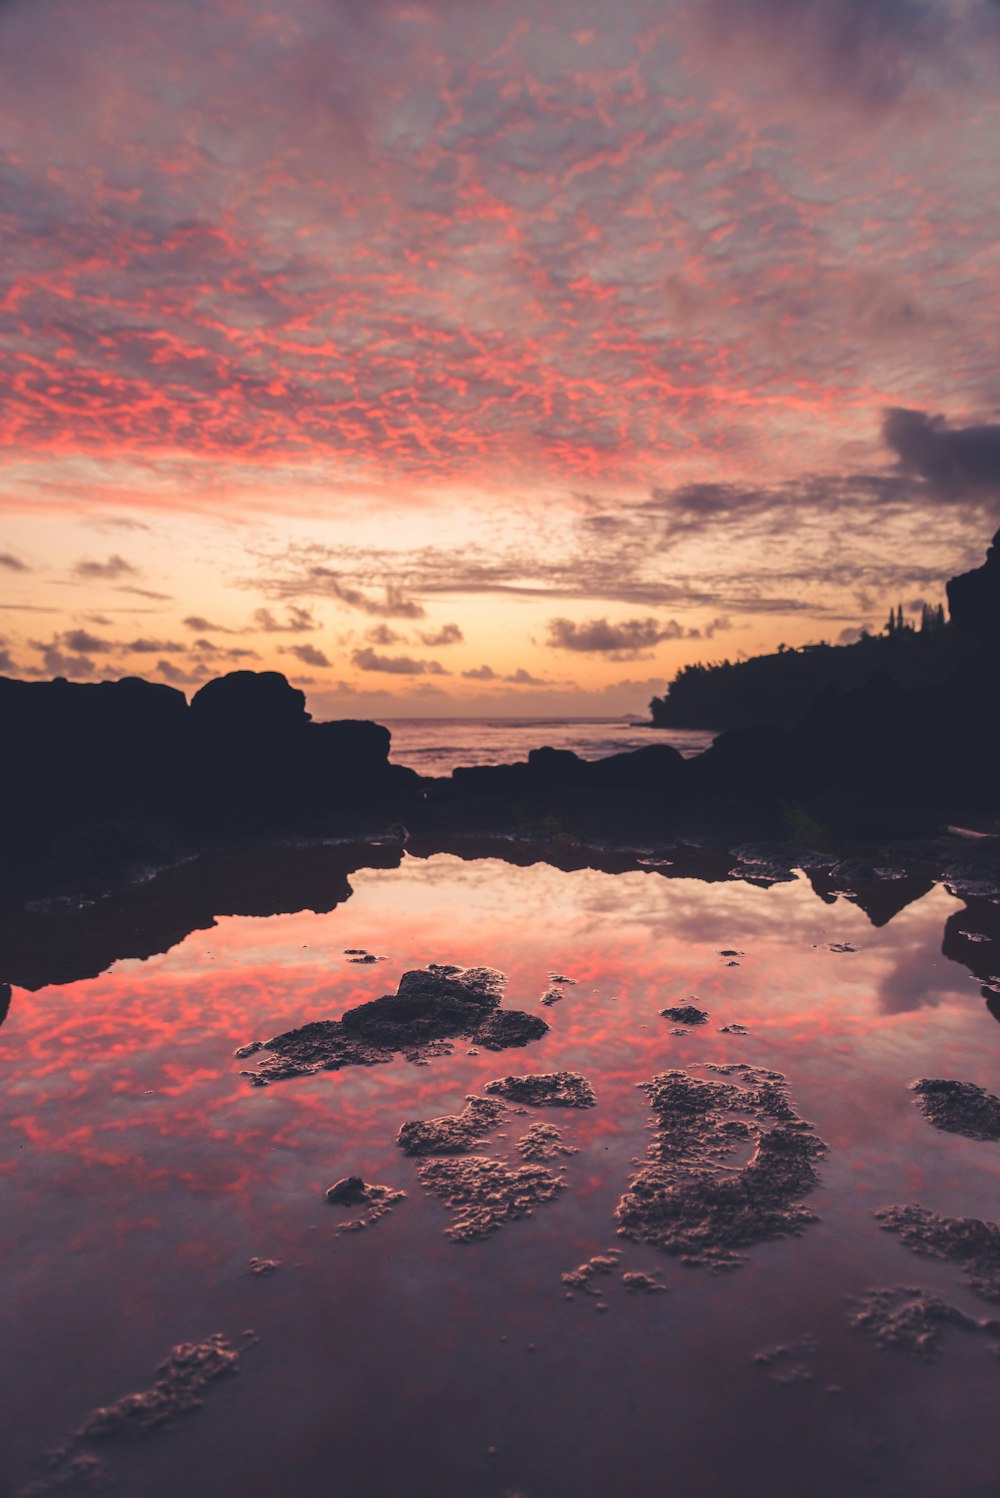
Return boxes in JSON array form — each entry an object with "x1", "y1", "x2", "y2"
[{"x1": 377, "y1": 716, "x2": 716, "y2": 777}]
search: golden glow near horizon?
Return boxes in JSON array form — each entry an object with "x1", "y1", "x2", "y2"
[{"x1": 1, "y1": 0, "x2": 998, "y2": 716}]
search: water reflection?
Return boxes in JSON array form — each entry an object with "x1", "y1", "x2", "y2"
[{"x1": 4, "y1": 854, "x2": 1000, "y2": 1497}]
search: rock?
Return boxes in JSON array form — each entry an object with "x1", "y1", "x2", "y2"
[
  {"x1": 621, "y1": 1271, "x2": 667, "y2": 1294},
  {"x1": 947, "y1": 527, "x2": 1000, "y2": 648},
  {"x1": 659, "y1": 1004, "x2": 708, "y2": 1026},
  {"x1": 562, "y1": 1253, "x2": 620, "y2": 1293},
  {"x1": 416, "y1": 1156, "x2": 567, "y2": 1241},
  {"x1": 397, "y1": 1097, "x2": 507, "y2": 1156},
  {"x1": 189, "y1": 670, "x2": 309, "y2": 734},
  {"x1": 326, "y1": 1176, "x2": 369, "y2": 1205},
  {"x1": 18, "y1": 1329, "x2": 250, "y2": 1494},
  {"x1": 910, "y1": 1078, "x2": 1000, "y2": 1141},
  {"x1": 483, "y1": 1071, "x2": 597, "y2": 1108},
  {"x1": 515, "y1": 1122, "x2": 577, "y2": 1162},
  {"x1": 875, "y1": 1203, "x2": 1000, "y2": 1301},
  {"x1": 247, "y1": 1257, "x2": 280, "y2": 1276},
  {"x1": 239, "y1": 965, "x2": 548, "y2": 1084},
  {"x1": 331, "y1": 1182, "x2": 406, "y2": 1234},
  {"x1": 471, "y1": 1009, "x2": 550, "y2": 1050},
  {"x1": 616, "y1": 1063, "x2": 827, "y2": 1270},
  {"x1": 848, "y1": 1286, "x2": 990, "y2": 1359},
  {"x1": 753, "y1": 1336, "x2": 818, "y2": 1383}
]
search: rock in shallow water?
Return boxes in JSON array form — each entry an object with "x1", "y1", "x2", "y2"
[
  {"x1": 238, "y1": 964, "x2": 548, "y2": 1084},
  {"x1": 416, "y1": 1155, "x2": 566, "y2": 1242},
  {"x1": 483, "y1": 1071, "x2": 597, "y2": 1108},
  {"x1": 910, "y1": 1078, "x2": 1000, "y2": 1141},
  {"x1": 875, "y1": 1203, "x2": 1000, "y2": 1302},
  {"x1": 659, "y1": 1004, "x2": 709, "y2": 1026},
  {"x1": 20, "y1": 1334, "x2": 246, "y2": 1496},
  {"x1": 397, "y1": 1096, "x2": 508, "y2": 1156},
  {"x1": 848, "y1": 1286, "x2": 995, "y2": 1360},
  {"x1": 616, "y1": 1063, "x2": 827, "y2": 1271}
]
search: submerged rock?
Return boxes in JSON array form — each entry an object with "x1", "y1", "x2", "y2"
[
  {"x1": 21, "y1": 1332, "x2": 248, "y2": 1494},
  {"x1": 848, "y1": 1286, "x2": 992, "y2": 1360},
  {"x1": 616, "y1": 1063, "x2": 827, "y2": 1270},
  {"x1": 416, "y1": 1155, "x2": 566, "y2": 1241},
  {"x1": 397, "y1": 1096, "x2": 507, "y2": 1156},
  {"x1": 910, "y1": 1078, "x2": 1000, "y2": 1141},
  {"x1": 78, "y1": 1336, "x2": 240, "y2": 1438},
  {"x1": 875, "y1": 1203, "x2": 1000, "y2": 1301},
  {"x1": 753, "y1": 1335, "x2": 819, "y2": 1383},
  {"x1": 659, "y1": 1004, "x2": 708, "y2": 1026},
  {"x1": 483, "y1": 1071, "x2": 597, "y2": 1108},
  {"x1": 239, "y1": 964, "x2": 548, "y2": 1084}
]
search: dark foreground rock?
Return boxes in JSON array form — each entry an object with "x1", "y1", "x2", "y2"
[
  {"x1": 616, "y1": 1063, "x2": 827, "y2": 1270},
  {"x1": 238, "y1": 965, "x2": 548, "y2": 1085},
  {"x1": 482, "y1": 1071, "x2": 597, "y2": 1108},
  {"x1": 910, "y1": 1078, "x2": 1000, "y2": 1141},
  {"x1": 876, "y1": 1203, "x2": 1000, "y2": 1301}
]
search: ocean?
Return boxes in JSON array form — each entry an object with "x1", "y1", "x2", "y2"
[{"x1": 376, "y1": 716, "x2": 716, "y2": 777}]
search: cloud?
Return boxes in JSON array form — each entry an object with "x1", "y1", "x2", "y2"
[
  {"x1": 882, "y1": 408, "x2": 1000, "y2": 503},
  {"x1": 0, "y1": 645, "x2": 16, "y2": 672},
  {"x1": 190, "y1": 638, "x2": 260, "y2": 660},
  {"x1": 117, "y1": 586, "x2": 173, "y2": 601},
  {"x1": 31, "y1": 642, "x2": 97, "y2": 678},
  {"x1": 183, "y1": 615, "x2": 235, "y2": 633},
  {"x1": 461, "y1": 662, "x2": 547, "y2": 685},
  {"x1": 156, "y1": 658, "x2": 209, "y2": 685},
  {"x1": 292, "y1": 569, "x2": 424, "y2": 619},
  {"x1": 682, "y1": 0, "x2": 979, "y2": 115},
  {"x1": 72, "y1": 554, "x2": 136, "y2": 580},
  {"x1": 61, "y1": 627, "x2": 112, "y2": 653},
  {"x1": 0, "y1": 552, "x2": 28, "y2": 571},
  {"x1": 351, "y1": 647, "x2": 448, "y2": 676},
  {"x1": 123, "y1": 637, "x2": 187, "y2": 653},
  {"x1": 418, "y1": 622, "x2": 464, "y2": 646},
  {"x1": 546, "y1": 616, "x2": 699, "y2": 658},
  {"x1": 366, "y1": 623, "x2": 404, "y2": 646},
  {"x1": 253, "y1": 605, "x2": 316, "y2": 633},
  {"x1": 282, "y1": 642, "x2": 331, "y2": 668}
]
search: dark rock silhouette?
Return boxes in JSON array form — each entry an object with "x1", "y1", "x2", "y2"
[
  {"x1": 2, "y1": 530, "x2": 999, "y2": 1002},
  {"x1": 947, "y1": 529, "x2": 1000, "y2": 649}
]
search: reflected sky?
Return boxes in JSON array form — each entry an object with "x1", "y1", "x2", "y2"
[{"x1": 4, "y1": 855, "x2": 1000, "y2": 1497}]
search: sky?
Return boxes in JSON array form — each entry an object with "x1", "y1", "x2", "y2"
[{"x1": 2, "y1": 0, "x2": 999, "y2": 718}]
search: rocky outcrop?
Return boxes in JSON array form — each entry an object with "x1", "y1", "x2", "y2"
[{"x1": 947, "y1": 528, "x2": 1000, "y2": 649}]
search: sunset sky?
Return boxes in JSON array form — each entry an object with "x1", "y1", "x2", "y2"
[{"x1": 2, "y1": 0, "x2": 999, "y2": 717}]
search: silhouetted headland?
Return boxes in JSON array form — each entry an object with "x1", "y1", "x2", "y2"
[
  {"x1": 649, "y1": 602, "x2": 973, "y2": 731},
  {"x1": 2, "y1": 531, "x2": 997, "y2": 919}
]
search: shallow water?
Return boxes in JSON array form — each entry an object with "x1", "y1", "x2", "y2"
[
  {"x1": 4, "y1": 854, "x2": 1000, "y2": 1497},
  {"x1": 377, "y1": 716, "x2": 715, "y2": 775}
]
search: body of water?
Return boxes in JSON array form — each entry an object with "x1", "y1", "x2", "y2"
[
  {"x1": 4, "y1": 848, "x2": 1000, "y2": 1496},
  {"x1": 377, "y1": 717, "x2": 716, "y2": 777}
]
